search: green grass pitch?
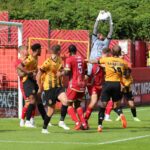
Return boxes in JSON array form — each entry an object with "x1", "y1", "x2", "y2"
[{"x1": 0, "y1": 106, "x2": 150, "y2": 150}]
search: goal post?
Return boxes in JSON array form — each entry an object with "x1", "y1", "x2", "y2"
[{"x1": 0, "y1": 21, "x2": 23, "y2": 118}]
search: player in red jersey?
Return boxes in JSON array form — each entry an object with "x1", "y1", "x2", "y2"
[
  {"x1": 15, "y1": 46, "x2": 35, "y2": 127},
  {"x1": 85, "y1": 64, "x2": 104, "y2": 126},
  {"x1": 64, "y1": 44, "x2": 87, "y2": 130},
  {"x1": 85, "y1": 48, "x2": 111, "y2": 127}
]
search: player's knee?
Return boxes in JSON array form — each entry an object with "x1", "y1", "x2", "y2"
[
  {"x1": 58, "y1": 93, "x2": 68, "y2": 105},
  {"x1": 28, "y1": 95, "x2": 36, "y2": 104},
  {"x1": 47, "y1": 106, "x2": 54, "y2": 117},
  {"x1": 101, "y1": 102, "x2": 107, "y2": 108},
  {"x1": 88, "y1": 102, "x2": 95, "y2": 108},
  {"x1": 62, "y1": 100, "x2": 68, "y2": 106},
  {"x1": 25, "y1": 101, "x2": 30, "y2": 107},
  {"x1": 128, "y1": 101, "x2": 135, "y2": 108}
]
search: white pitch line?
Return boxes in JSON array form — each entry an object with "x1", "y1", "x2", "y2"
[
  {"x1": 0, "y1": 135, "x2": 150, "y2": 145},
  {"x1": 98, "y1": 134, "x2": 150, "y2": 145}
]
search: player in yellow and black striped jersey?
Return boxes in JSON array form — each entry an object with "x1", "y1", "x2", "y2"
[
  {"x1": 40, "y1": 54, "x2": 63, "y2": 90},
  {"x1": 22, "y1": 54, "x2": 38, "y2": 82},
  {"x1": 20, "y1": 44, "x2": 40, "y2": 98},
  {"x1": 18, "y1": 43, "x2": 46, "y2": 128},
  {"x1": 118, "y1": 68, "x2": 140, "y2": 122},
  {"x1": 121, "y1": 69, "x2": 133, "y2": 95},
  {"x1": 37, "y1": 45, "x2": 69, "y2": 134}
]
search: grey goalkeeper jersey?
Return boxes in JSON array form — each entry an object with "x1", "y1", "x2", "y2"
[{"x1": 87, "y1": 35, "x2": 110, "y2": 75}]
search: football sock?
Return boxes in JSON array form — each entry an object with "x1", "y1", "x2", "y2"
[
  {"x1": 43, "y1": 115, "x2": 51, "y2": 129},
  {"x1": 60, "y1": 105, "x2": 68, "y2": 121},
  {"x1": 26, "y1": 104, "x2": 35, "y2": 121},
  {"x1": 85, "y1": 107, "x2": 93, "y2": 120},
  {"x1": 131, "y1": 108, "x2": 136, "y2": 117},
  {"x1": 77, "y1": 107, "x2": 86, "y2": 124},
  {"x1": 98, "y1": 107, "x2": 105, "y2": 125},
  {"x1": 105, "y1": 100, "x2": 113, "y2": 115},
  {"x1": 37, "y1": 103, "x2": 46, "y2": 120},
  {"x1": 21, "y1": 106, "x2": 28, "y2": 120},
  {"x1": 31, "y1": 107, "x2": 36, "y2": 118},
  {"x1": 114, "y1": 107, "x2": 123, "y2": 116},
  {"x1": 68, "y1": 106, "x2": 79, "y2": 123}
]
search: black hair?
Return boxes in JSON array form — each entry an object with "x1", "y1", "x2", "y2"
[
  {"x1": 51, "y1": 45, "x2": 61, "y2": 53},
  {"x1": 31, "y1": 43, "x2": 41, "y2": 52},
  {"x1": 68, "y1": 44, "x2": 77, "y2": 54}
]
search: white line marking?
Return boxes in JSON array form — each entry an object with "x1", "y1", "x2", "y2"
[
  {"x1": 0, "y1": 135, "x2": 150, "y2": 145},
  {"x1": 98, "y1": 134, "x2": 150, "y2": 145}
]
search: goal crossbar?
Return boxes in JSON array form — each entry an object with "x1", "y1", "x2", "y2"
[
  {"x1": 28, "y1": 37, "x2": 90, "y2": 59},
  {"x1": 0, "y1": 21, "x2": 22, "y2": 27}
]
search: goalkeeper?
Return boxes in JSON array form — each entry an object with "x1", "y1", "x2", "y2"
[{"x1": 88, "y1": 10, "x2": 113, "y2": 75}]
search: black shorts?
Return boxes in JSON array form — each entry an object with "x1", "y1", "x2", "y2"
[
  {"x1": 101, "y1": 81, "x2": 122, "y2": 102},
  {"x1": 122, "y1": 91, "x2": 134, "y2": 101},
  {"x1": 43, "y1": 87, "x2": 65, "y2": 106},
  {"x1": 23, "y1": 78, "x2": 38, "y2": 97}
]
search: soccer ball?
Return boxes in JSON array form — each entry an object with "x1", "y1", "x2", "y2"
[{"x1": 99, "y1": 11, "x2": 109, "y2": 21}]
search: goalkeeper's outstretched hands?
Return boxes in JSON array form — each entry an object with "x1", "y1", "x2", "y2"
[
  {"x1": 107, "y1": 11, "x2": 113, "y2": 25},
  {"x1": 96, "y1": 10, "x2": 113, "y2": 24}
]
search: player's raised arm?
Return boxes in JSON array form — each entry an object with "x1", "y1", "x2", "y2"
[
  {"x1": 86, "y1": 59, "x2": 99, "y2": 64},
  {"x1": 107, "y1": 11, "x2": 113, "y2": 39},
  {"x1": 93, "y1": 11, "x2": 102, "y2": 35}
]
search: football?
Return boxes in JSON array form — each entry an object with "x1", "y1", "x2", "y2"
[{"x1": 99, "y1": 11, "x2": 109, "y2": 21}]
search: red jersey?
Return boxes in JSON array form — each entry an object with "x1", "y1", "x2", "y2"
[
  {"x1": 89, "y1": 64, "x2": 104, "y2": 86},
  {"x1": 65, "y1": 55, "x2": 86, "y2": 92},
  {"x1": 87, "y1": 64, "x2": 104, "y2": 96}
]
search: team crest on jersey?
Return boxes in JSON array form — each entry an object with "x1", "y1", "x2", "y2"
[
  {"x1": 66, "y1": 64, "x2": 69, "y2": 68},
  {"x1": 32, "y1": 90, "x2": 36, "y2": 94},
  {"x1": 48, "y1": 99, "x2": 52, "y2": 105}
]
